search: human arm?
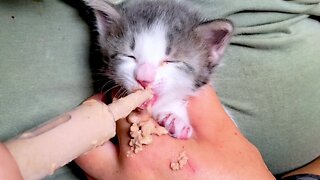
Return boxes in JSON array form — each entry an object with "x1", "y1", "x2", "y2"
[{"x1": 281, "y1": 157, "x2": 320, "y2": 179}]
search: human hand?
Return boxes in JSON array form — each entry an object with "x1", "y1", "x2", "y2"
[
  {"x1": 76, "y1": 85, "x2": 275, "y2": 180},
  {"x1": 1, "y1": 90, "x2": 152, "y2": 180}
]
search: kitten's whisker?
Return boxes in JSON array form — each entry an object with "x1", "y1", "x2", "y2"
[
  {"x1": 114, "y1": 87, "x2": 125, "y2": 99},
  {"x1": 102, "y1": 84, "x2": 121, "y2": 97},
  {"x1": 120, "y1": 87, "x2": 129, "y2": 97},
  {"x1": 113, "y1": 77, "x2": 138, "y2": 90},
  {"x1": 100, "y1": 80, "x2": 116, "y2": 92},
  {"x1": 118, "y1": 88, "x2": 128, "y2": 98}
]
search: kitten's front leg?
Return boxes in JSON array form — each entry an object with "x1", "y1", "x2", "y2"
[{"x1": 152, "y1": 100, "x2": 192, "y2": 139}]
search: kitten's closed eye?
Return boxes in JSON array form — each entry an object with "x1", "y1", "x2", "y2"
[
  {"x1": 126, "y1": 55, "x2": 136, "y2": 61},
  {"x1": 112, "y1": 54, "x2": 137, "y2": 63},
  {"x1": 163, "y1": 60, "x2": 180, "y2": 64},
  {"x1": 161, "y1": 60, "x2": 182, "y2": 66}
]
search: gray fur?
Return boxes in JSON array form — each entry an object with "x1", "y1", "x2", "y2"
[{"x1": 88, "y1": 0, "x2": 233, "y2": 89}]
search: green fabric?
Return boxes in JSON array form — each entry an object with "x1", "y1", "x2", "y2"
[
  {"x1": 0, "y1": 0, "x2": 319, "y2": 178},
  {"x1": 198, "y1": 0, "x2": 320, "y2": 174},
  {"x1": 190, "y1": 0, "x2": 320, "y2": 174},
  {"x1": 0, "y1": 1, "x2": 92, "y2": 179}
]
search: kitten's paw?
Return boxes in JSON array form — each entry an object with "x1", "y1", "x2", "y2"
[{"x1": 156, "y1": 113, "x2": 193, "y2": 139}]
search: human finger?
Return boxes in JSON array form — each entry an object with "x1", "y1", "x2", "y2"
[{"x1": 108, "y1": 90, "x2": 153, "y2": 121}]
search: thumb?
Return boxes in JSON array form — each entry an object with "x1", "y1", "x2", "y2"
[{"x1": 188, "y1": 85, "x2": 235, "y2": 139}]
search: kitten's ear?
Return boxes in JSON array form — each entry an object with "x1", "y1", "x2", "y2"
[
  {"x1": 86, "y1": 0, "x2": 123, "y2": 40},
  {"x1": 195, "y1": 19, "x2": 233, "y2": 63}
]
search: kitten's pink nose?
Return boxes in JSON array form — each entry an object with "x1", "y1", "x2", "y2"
[{"x1": 135, "y1": 63, "x2": 156, "y2": 88}]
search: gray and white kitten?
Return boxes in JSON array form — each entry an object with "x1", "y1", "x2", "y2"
[{"x1": 87, "y1": 0, "x2": 233, "y2": 139}]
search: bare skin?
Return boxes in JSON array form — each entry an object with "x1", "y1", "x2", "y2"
[
  {"x1": 282, "y1": 157, "x2": 320, "y2": 178},
  {"x1": 76, "y1": 85, "x2": 275, "y2": 180},
  {"x1": 0, "y1": 86, "x2": 317, "y2": 179}
]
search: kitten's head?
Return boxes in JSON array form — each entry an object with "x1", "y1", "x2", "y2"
[{"x1": 88, "y1": 0, "x2": 233, "y2": 98}]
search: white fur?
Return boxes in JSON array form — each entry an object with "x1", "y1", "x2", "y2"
[
  {"x1": 117, "y1": 23, "x2": 195, "y2": 138},
  {"x1": 134, "y1": 23, "x2": 167, "y2": 65},
  {"x1": 116, "y1": 55, "x2": 137, "y2": 90},
  {"x1": 117, "y1": 23, "x2": 168, "y2": 90}
]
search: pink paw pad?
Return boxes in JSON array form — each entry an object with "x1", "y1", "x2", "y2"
[
  {"x1": 156, "y1": 113, "x2": 192, "y2": 139},
  {"x1": 179, "y1": 127, "x2": 192, "y2": 140}
]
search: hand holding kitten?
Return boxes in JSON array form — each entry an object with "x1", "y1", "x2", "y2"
[{"x1": 76, "y1": 85, "x2": 275, "y2": 180}]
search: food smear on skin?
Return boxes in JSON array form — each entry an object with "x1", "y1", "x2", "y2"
[
  {"x1": 126, "y1": 111, "x2": 168, "y2": 157},
  {"x1": 126, "y1": 89, "x2": 188, "y2": 171},
  {"x1": 170, "y1": 151, "x2": 189, "y2": 171}
]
